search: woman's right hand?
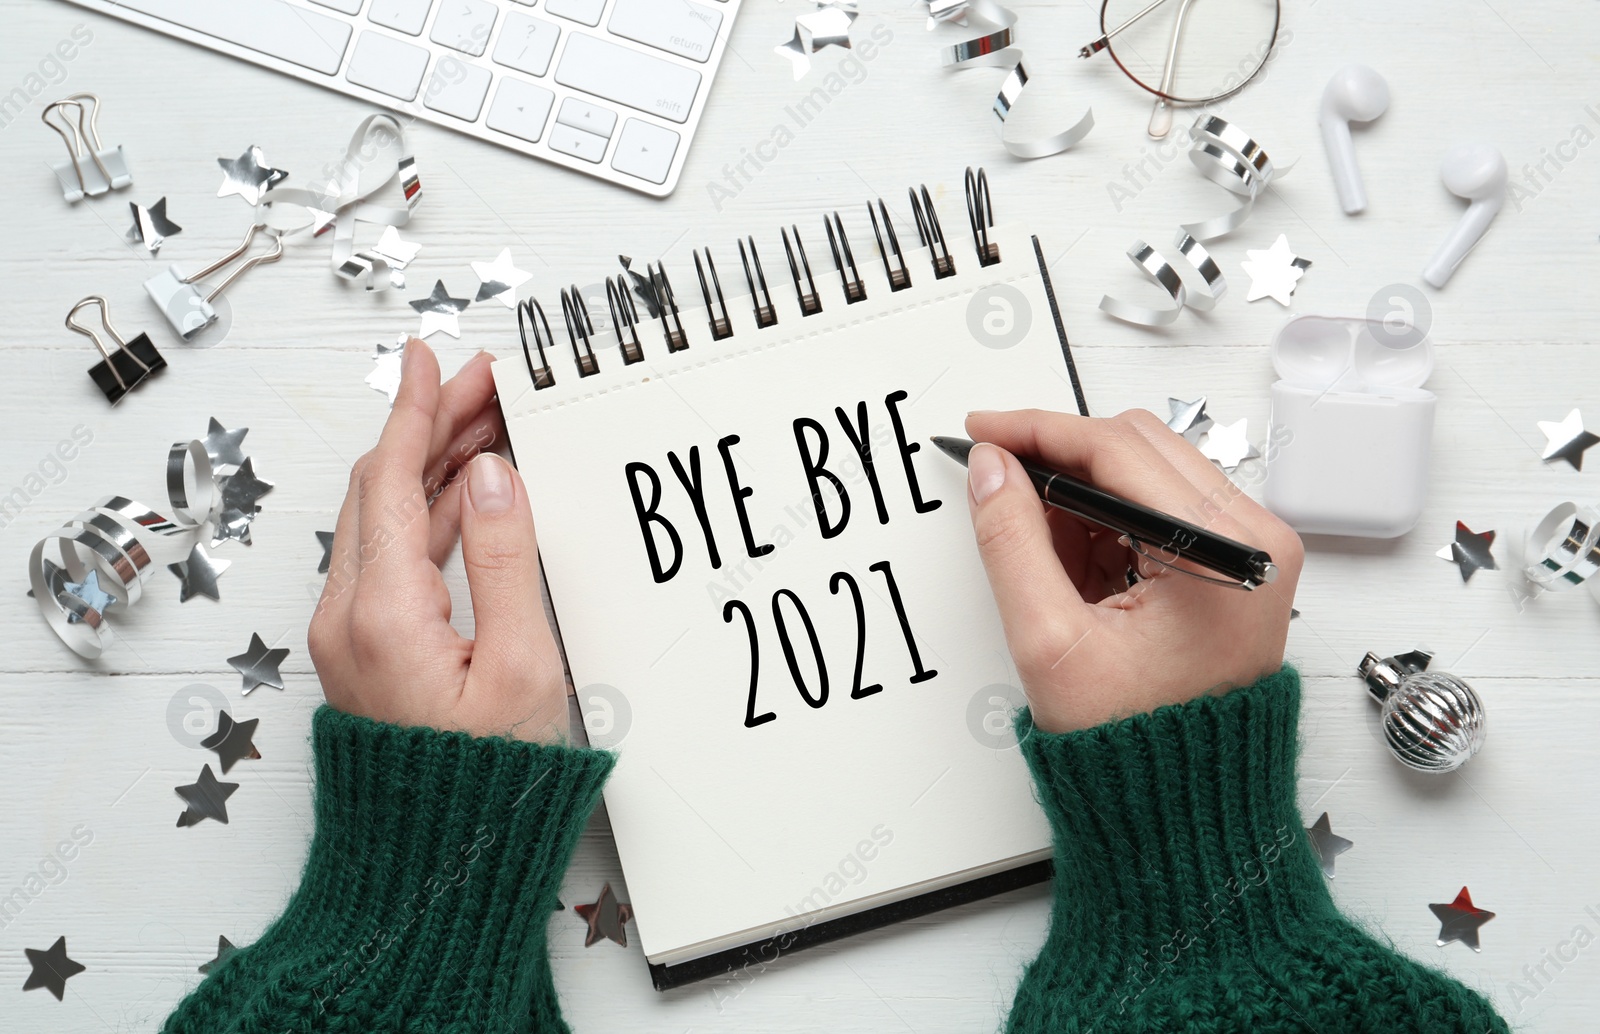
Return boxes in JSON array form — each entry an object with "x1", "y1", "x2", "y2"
[{"x1": 963, "y1": 408, "x2": 1304, "y2": 734}]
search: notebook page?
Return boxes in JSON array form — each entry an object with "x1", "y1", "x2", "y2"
[{"x1": 495, "y1": 226, "x2": 1074, "y2": 963}]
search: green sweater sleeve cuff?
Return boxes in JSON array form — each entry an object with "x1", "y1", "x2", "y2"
[{"x1": 162, "y1": 706, "x2": 615, "y2": 1034}]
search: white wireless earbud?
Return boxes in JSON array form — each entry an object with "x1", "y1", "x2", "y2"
[
  {"x1": 1422, "y1": 143, "x2": 1507, "y2": 288},
  {"x1": 1319, "y1": 64, "x2": 1389, "y2": 215}
]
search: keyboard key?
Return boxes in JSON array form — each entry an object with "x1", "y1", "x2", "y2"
[
  {"x1": 557, "y1": 97, "x2": 617, "y2": 138},
  {"x1": 112, "y1": 0, "x2": 351, "y2": 75},
  {"x1": 608, "y1": 0, "x2": 722, "y2": 63},
  {"x1": 485, "y1": 77, "x2": 556, "y2": 142},
  {"x1": 346, "y1": 30, "x2": 431, "y2": 99},
  {"x1": 555, "y1": 34, "x2": 702, "y2": 124},
  {"x1": 430, "y1": 0, "x2": 497, "y2": 56},
  {"x1": 424, "y1": 59, "x2": 492, "y2": 120},
  {"x1": 544, "y1": 0, "x2": 606, "y2": 27},
  {"x1": 550, "y1": 123, "x2": 609, "y2": 163},
  {"x1": 610, "y1": 119, "x2": 679, "y2": 184},
  {"x1": 311, "y1": 0, "x2": 362, "y2": 14},
  {"x1": 368, "y1": 0, "x2": 433, "y2": 35},
  {"x1": 491, "y1": 11, "x2": 560, "y2": 77}
]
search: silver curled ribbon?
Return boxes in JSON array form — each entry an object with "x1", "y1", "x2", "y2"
[
  {"x1": 1524, "y1": 502, "x2": 1600, "y2": 598},
  {"x1": 1098, "y1": 231, "x2": 1226, "y2": 327},
  {"x1": 932, "y1": 0, "x2": 1094, "y2": 159},
  {"x1": 30, "y1": 440, "x2": 218, "y2": 659},
  {"x1": 1181, "y1": 114, "x2": 1291, "y2": 241},
  {"x1": 257, "y1": 113, "x2": 421, "y2": 292}
]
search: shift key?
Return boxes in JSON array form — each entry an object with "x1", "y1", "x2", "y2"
[{"x1": 555, "y1": 34, "x2": 701, "y2": 124}]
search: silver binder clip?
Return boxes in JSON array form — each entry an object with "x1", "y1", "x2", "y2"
[
  {"x1": 144, "y1": 224, "x2": 283, "y2": 340},
  {"x1": 67, "y1": 296, "x2": 166, "y2": 404},
  {"x1": 42, "y1": 93, "x2": 132, "y2": 203}
]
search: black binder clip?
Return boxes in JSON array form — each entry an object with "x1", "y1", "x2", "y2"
[
  {"x1": 606, "y1": 276, "x2": 646, "y2": 365},
  {"x1": 868, "y1": 199, "x2": 912, "y2": 292},
  {"x1": 42, "y1": 93, "x2": 132, "y2": 203},
  {"x1": 693, "y1": 248, "x2": 734, "y2": 341},
  {"x1": 781, "y1": 225, "x2": 822, "y2": 317},
  {"x1": 825, "y1": 212, "x2": 867, "y2": 304},
  {"x1": 909, "y1": 184, "x2": 956, "y2": 279},
  {"x1": 966, "y1": 167, "x2": 1001, "y2": 267},
  {"x1": 68, "y1": 296, "x2": 165, "y2": 404},
  {"x1": 560, "y1": 286, "x2": 602, "y2": 377},
  {"x1": 737, "y1": 236, "x2": 778, "y2": 329},
  {"x1": 647, "y1": 261, "x2": 689, "y2": 352},
  {"x1": 517, "y1": 297, "x2": 557, "y2": 390},
  {"x1": 144, "y1": 223, "x2": 283, "y2": 340}
]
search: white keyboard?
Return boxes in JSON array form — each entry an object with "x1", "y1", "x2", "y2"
[{"x1": 59, "y1": 0, "x2": 741, "y2": 197}]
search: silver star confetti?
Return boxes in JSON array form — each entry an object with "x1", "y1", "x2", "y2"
[
  {"x1": 126, "y1": 196, "x2": 182, "y2": 254},
  {"x1": 23, "y1": 936, "x2": 86, "y2": 1000},
  {"x1": 198, "y1": 935, "x2": 238, "y2": 974},
  {"x1": 60, "y1": 569, "x2": 116, "y2": 623},
  {"x1": 1305, "y1": 812, "x2": 1353, "y2": 878},
  {"x1": 574, "y1": 882, "x2": 634, "y2": 947},
  {"x1": 471, "y1": 247, "x2": 533, "y2": 308},
  {"x1": 409, "y1": 280, "x2": 470, "y2": 339},
  {"x1": 365, "y1": 336, "x2": 407, "y2": 405},
  {"x1": 316, "y1": 530, "x2": 336, "y2": 574},
  {"x1": 169, "y1": 543, "x2": 231, "y2": 602},
  {"x1": 228, "y1": 632, "x2": 289, "y2": 695},
  {"x1": 1429, "y1": 886, "x2": 1495, "y2": 951},
  {"x1": 1240, "y1": 235, "x2": 1311, "y2": 306},
  {"x1": 1165, "y1": 397, "x2": 1213, "y2": 443},
  {"x1": 202, "y1": 417, "x2": 250, "y2": 473},
  {"x1": 201, "y1": 711, "x2": 261, "y2": 774},
  {"x1": 175, "y1": 764, "x2": 239, "y2": 826},
  {"x1": 1436, "y1": 521, "x2": 1497, "y2": 582},
  {"x1": 216, "y1": 145, "x2": 288, "y2": 205},
  {"x1": 1536, "y1": 408, "x2": 1600, "y2": 470},
  {"x1": 1199, "y1": 417, "x2": 1260, "y2": 472},
  {"x1": 220, "y1": 457, "x2": 274, "y2": 514},
  {"x1": 776, "y1": 1, "x2": 859, "y2": 79},
  {"x1": 211, "y1": 506, "x2": 261, "y2": 548}
]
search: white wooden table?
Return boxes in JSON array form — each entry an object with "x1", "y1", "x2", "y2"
[{"x1": 3, "y1": 0, "x2": 1597, "y2": 1030}]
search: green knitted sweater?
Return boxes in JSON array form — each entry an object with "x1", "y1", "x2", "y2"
[{"x1": 159, "y1": 667, "x2": 1510, "y2": 1033}]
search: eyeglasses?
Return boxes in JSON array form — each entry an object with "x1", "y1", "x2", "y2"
[{"x1": 1080, "y1": 0, "x2": 1283, "y2": 138}]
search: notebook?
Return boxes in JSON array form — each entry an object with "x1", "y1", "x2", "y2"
[{"x1": 492, "y1": 177, "x2": 1085, "y2": 988}]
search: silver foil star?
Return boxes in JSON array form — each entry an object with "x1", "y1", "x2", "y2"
[
  {"x1": 61, "y1": 569, "x2": 116, "y2": 623},
  {"x1": 228, "y1": 632, "x2": 289, "y2": 695},
  {"x1": 371, "y1": 225, "x2": 422, "y2": 268},
  {"x1": 316, "y1": 530, "x2": 336, "y2": 574},
  {"x1": 1536, "y1": 409, "x2": 1600, "y2": 470},
  {"x1": 126, "y1": 196, "x2": 182, "y2": 254},
  {"x1": 23, "y1": 936, "x2": 86, "y2": 1000},
  {"x1": 175, "y1": 764, "x2": 239, "y2": 826},
  {"x1": 220, "y1": 457, "x2": 274, "y2": 513},
  {"x1": 1305, "y1": 812, "x2": 1353, "y2": 878},
  {"x1": 198, "y1": 935, "x2": 238, "y2": 974},
  {"x1": 574, "y1": 882, "x2": 634, "y2": 947},
  {"x1": 1436, "y1": 521, "x2": 1497, "y2": 582},
  {"x1": 216, "y1": 145, "x2": 288, "y2": 205},
  {"x1": 201, "y1": 711, "x2": 261, "y2": 774},
  {"x1": 1199, "y1": 417, "x2": 1260, "y2": 472},
  {"x1": 1166, "y1": 397, "x2": 1213, "y2": 443},
  {"x1": 409, "y1": 280, "x2": 470, "y2": 339},
  {"x1": 202, "y1": 417, "x2": 250, "y2": 473},
  {"x1": 211, "y1": 506, "x2": 261, "y2": 547},
  {"x1": 1241, "y1": 235, "x2": 1311, "y2": 306},
  {"x1": 471, "y1": 247, "x2": 533, "y2": 308},
  {"x1": 1429, "y1": 886, "x2": 1495, "y2": 952},
  {"x1": 365, "y1": 336, "x2": 407, "y2": 405},
  {"x1": 169, "y1": 543, "x2": 231, "y2": 602},
  {"x1": 776, "y1": 1, "x2": 858, "y2": 78}
]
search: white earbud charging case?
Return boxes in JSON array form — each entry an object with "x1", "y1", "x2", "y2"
[{"x1": 1263, "y1": 315, "x2": 1435, "y2": 538}]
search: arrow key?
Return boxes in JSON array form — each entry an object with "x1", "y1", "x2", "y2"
[
  {"x1": 556, "y1": 97, "x2": 618, "y2": 139},
  {"x1": 610, "y1": 118, "x2": 679, "y2": 185}
]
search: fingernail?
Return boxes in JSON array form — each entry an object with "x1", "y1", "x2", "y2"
[
  {"x1": 967, "y1": 409, "x2": 996, "y2": 417},
  {"x1": 402, "y1": 339, "x2": 424, "y2": 376},
  {"x1": 968, "y1": 443, "x2": 1007, "y2": 505},
  {"x1": 468, "y1": 453, "x2": 514, "y2": 514}
]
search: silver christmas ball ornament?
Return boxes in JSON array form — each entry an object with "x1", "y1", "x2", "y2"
[{"x1": 1358, "y1": 649, "x2": 1486, "y2": 773}]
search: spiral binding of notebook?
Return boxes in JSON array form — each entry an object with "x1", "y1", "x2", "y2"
[{"x1": 509, "y1": 167, "x2": 1085, "y2": 399}]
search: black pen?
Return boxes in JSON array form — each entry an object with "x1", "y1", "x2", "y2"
[{"x1": 931, "y1": 436, "x2": 1277, "y2": 589}]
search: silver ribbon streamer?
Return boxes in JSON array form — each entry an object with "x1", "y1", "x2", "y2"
[
  {"x1": 1524, "y1": 502, "x2": 1600, "y2": 596},
  {"x1": 30, "y1": 440, "x2": 222, "y2": 659},
  {"x1": 1098, "y1": 231, "x2": 1225, "y2": 327},
  {"x1": 257, "y1": 114, "x2": 421, "y2": 292},
  {"x1": 933, "y1": 0, "x2": 1094, "y2": 159},
  {"x1": 1180, "y1": 115, "x2": 1290, "y2": 241}
]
